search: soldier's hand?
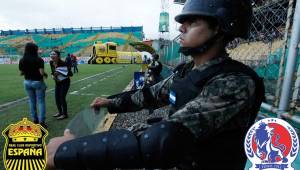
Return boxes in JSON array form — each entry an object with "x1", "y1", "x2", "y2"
[
  {"x1": 46, "y1": 129, "x2": 75, "y2": 170},
  {"x1": 90, "y1": 97, "x2": 112, "y2": 113}
]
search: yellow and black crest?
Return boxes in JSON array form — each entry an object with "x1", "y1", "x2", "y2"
[{"x1": 2, "y1": 118, "x2": 48, "y2": 170}]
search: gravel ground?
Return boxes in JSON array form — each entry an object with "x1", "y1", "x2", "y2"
[
  {"x1": 110, "y1": 78, "x2": 170, "y2": 130},
  {"x1": 110, "y1": 107, "x2": 169, "y2": 130}
]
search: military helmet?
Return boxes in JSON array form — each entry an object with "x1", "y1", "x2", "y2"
[{"x1": 175, "y1": 0, "x2": 253, "y2": 39}]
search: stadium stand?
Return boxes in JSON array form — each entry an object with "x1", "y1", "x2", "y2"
[{"x1": 0, "y1": 26, "x2": 143, "y2": 58}]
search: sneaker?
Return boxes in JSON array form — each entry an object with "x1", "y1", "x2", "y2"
[
  {"x1": 56, "y1": 114, "x2": 68, "y2": 120},
  {"x1": 53, "y1": 113, "x2": 62, "y2": 117},
  {"x1": 39, "y1": 122, "x2": 48, "y2": 129}
]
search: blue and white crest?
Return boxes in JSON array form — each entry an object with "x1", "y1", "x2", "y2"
[{"x1": 244, "y1": 118, "x2": 299, "y2": 170}]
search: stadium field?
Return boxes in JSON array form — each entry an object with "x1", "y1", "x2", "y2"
[{"x1": 0, "y1": 64, "x2": 141, "y2": 169}]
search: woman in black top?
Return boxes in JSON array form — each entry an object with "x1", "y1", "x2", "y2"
[
  {"x1": 49, "y1": 50, "x2": 72, "y2": 120},
  {"x1": 19, "y1": 42, "x2": 48, "y2": 128}
]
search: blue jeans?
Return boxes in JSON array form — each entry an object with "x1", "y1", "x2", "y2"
[{"x1": 24, "y1": 80, "x2": 47, "y2": 122}]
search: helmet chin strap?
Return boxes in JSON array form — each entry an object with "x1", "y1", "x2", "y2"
[{"x1": 179, "y1": 33, "x2": 222, "y2": 56}]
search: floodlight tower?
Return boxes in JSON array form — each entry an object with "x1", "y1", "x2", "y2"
[
  {"x1": 159, "y1": 0, "x2": 170, "y2": 36},
  {"x1": 158, "y1": 0, "x2": 170, "y2": 57}
]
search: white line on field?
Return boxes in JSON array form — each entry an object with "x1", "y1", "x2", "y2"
[
  {"x1": 70, "y1": 93, "x2": 95, "y2": 96},
  {"x1": 0, "y1": 66, "x2": 128, "y2": 111},
  {"x1": 81, "y1": 93, "x2": 94, "y2": 96},
  {"x1": 71, "y1": 66, "x2": 125, "y2": 85},
  {"x1": 70, "y1": 91, "x2": 79, "y2": 95},
  {"x1": 69, "y1": 70, "x2": 124, "y2": 95}
]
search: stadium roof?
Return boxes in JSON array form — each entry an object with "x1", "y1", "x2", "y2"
[{"x1": 0, "y1": 26, "x2": 143, "y2": 36}]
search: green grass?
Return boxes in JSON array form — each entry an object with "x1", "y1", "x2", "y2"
[
  {"x1": 0, "y1": 64, "x2": 141, "y2": 169},
  {"x1": 0, "y1": 64, "x2": 136, "y2": 104},
  {"x1": 0, "y1": 64, "x2": 26, "y2": 104}
]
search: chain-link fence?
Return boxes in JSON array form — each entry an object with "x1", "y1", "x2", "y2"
[
  {"x1": 160, "y1": 0, "x2": 300, "y2": 125},
  {"x1": 159, "y1": 38, "x2": 181, "y2": 66},
  {"x1": 229, "y1": 0, "x2": 293, "y2": 104}
]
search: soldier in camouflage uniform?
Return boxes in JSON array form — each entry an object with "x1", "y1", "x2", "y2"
[
  {"x1": 46, "y1": 0, "x2": 265, "y2": 169},
  {"x1": 144, "y1": 54, "x2": 163, "y2": 87}
]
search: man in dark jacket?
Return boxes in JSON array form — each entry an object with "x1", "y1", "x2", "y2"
[
  {"x1": 46, "y1": 0, "x2": 265, "y2": 169},
  {"x1": 65, "y1": 53, "x2": 73, "y2": 72}
]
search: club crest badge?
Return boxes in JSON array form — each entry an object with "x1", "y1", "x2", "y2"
[
  {"x1": 244, "y1": 118, "x2": 299, "y2": 170},
  {"x1": 2, "y1": 118, "x2": 48, "y2": 170}
]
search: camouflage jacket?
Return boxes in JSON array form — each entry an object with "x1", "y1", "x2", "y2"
[{"x1": 108, "y1": 56, "x2": 256, "y2": 139}]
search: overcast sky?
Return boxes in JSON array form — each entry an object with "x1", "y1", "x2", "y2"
[{"x1": 0, "y1": 0, "x2": 183, "y2": 39}]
